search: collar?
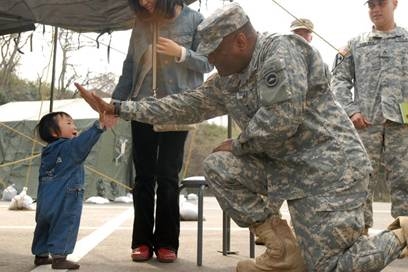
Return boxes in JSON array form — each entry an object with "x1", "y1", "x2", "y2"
[
  {"x1": 370, "y1": 25, "x2": 405, "y2": 38},
  {"x1": 235, "y1": 33, "x2": 261, "y2": 84}
]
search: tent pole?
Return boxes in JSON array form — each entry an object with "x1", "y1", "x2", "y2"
[
  {"x1": 49, "y1": 26, "x2": 58, "y2": 112},
  {"x1": 222, "y1": 115, "x2": 232, "y2": 254}
]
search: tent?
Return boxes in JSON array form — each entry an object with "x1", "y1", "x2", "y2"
[
  {"x1": 0, "y1": 0, "x2": 204, "y2": 199},
  {"x1": 0, "y1": 0, "x2": 199, "y2": 35},
  {"x1": 0, "y1": 0, "x2": 202, "y2": 118},
  {"x1": 0, "y1": 98, "x2": 134, "y2": 200}
]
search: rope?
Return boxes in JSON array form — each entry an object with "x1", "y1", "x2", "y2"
[
  {"x1": 270, "y1": 0, "x2": 342, "y2": 54},
  {"x1": 0, "y1": 154, "x2": 41, "y2": 168},
  {"x1": 0, "y1": 122, "x2": 44, "y2": 146},
  {"x1": 85, "y1": 165, "x2": 132, "y2": 191}
]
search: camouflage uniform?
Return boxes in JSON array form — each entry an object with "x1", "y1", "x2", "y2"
[
  {"x1": 116, "y1": 3, "x2": 405, "y2": 271},
  {"x1": 331, "y1": 26, "x2": 408, "y2": 228}
]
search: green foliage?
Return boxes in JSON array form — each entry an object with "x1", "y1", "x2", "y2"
[
  {"x1": 0, "y1": 69, "x2": 84, "y2": 105},
  {"x1": 0, "y1": 71, "x2": 43, "y2": 104},
  {"x1": 0, "y1": 90, "x2": 6, "y2": 105}
]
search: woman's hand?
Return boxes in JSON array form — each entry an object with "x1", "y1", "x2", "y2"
[{"x1": 156, "y1": 37, "x2": 182, "y2": 58}]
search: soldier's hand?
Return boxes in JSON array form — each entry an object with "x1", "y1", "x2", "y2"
[
  {"x1": 212, "y1": 139, "x2": 233, "y2": 153},
  {"x1": 75, "y1": 83, "x2": 114, "y2": 114},
  {"x1": 75, "y1": 83, "x2": 99, "y2": 112},
  {"x1": 350, "y1": 112, "x2": 371, "y2": 129}
]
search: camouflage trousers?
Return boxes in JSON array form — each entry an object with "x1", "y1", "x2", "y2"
[
  {"x1": 203, "y1": 151, "x2": 403, "y2": 271},
  {"x1": 358, "y1": 122, "x2": 408, "y2": 228}
]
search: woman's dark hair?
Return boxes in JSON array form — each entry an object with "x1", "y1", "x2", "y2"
[
  {"x1": 36, "y1": 111, "x2": 71, "y2": 144},
  {"x1": 128, "y1": 0, "x2": 183, "y2": 21}
]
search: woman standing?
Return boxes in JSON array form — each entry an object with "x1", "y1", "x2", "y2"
[{"x1": 111, "y1": 0, "x2": 212, "y2": 263}]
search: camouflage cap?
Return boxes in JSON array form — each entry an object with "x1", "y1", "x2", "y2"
[
  {"x1": 365, "y1": 0, "x2": 385, "y2": 5},
  {"x1": 197, "y1": 2, "x2": 249, "y2": 56},
  {"x1": 290, "y1": 18, "x2": 314, "y2": 32}
]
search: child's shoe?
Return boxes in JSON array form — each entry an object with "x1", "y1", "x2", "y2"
[
  {"x1": 52, "y1": 256, "x2": 80, "y2": 270},
  {"x1": 34, "y1": 255, "x2": 52, "y2": 266}
]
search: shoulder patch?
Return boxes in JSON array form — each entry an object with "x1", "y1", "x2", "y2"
[
  {"x1": 264, "y1": 71, "x2": 279, "y2": 87},
  {"x1": 258, "y1": 58, "x2": 292, "y2": 105},
  {"x1": 332, "y1": 45, "x2": 351, "y2": 69}
]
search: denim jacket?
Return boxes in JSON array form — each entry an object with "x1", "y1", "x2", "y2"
[
  {"x1": 37, "y1": 121, "x2": 104, "y2": 210},
  {"x1": 112, "y1": 4, "x2": 213, "y2": 101}
]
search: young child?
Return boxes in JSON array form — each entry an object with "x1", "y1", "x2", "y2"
[{"x1": 31, "y1": 111, "x2": 116, "y2": 269}]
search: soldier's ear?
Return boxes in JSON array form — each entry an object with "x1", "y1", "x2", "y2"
[
  {"x1": 393, "y1": 0, "x2": 398, "y2": 9},
  {"x1": 234, "y1": 32, "x2": 248, "y2": 51}
]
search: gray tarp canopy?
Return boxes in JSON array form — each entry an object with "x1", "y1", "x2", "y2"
[{"x1": 0, "y1": 0, "x2": 198, "y2": 35}]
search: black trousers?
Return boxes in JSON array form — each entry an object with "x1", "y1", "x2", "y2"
[{"x1": 130, "y1": 121, "x2": 188, "y2": 252}]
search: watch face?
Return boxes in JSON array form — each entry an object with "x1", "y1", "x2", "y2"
[{"x1": 114, "y1": 102, "x2": 121, "y2": 115}]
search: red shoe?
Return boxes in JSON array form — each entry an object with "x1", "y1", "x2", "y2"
[
  {"x1": 155, "y1": 248, "x2": 177, "y2": 263},
  {"x1": 131, "y1": 245, "x2": 152, "y2": 262}
]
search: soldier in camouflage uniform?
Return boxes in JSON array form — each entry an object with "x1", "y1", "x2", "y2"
[
  {"x1": 290, "y1": 18, "x2": 314, "y2": 43},
  {"x1": 331, "y1": 0, "x2": 408, "y2": 235},
  {"x1": 76, "y1": 2, "x2": 408, "y2": 271}
]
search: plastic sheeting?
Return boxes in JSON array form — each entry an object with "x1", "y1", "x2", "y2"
[{"x1": 0, "y1": 0, "x2": 198, "y2": 35}]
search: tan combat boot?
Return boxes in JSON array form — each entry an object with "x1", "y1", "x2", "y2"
[
  {"x1": 236, "y1": 217, "x2": 306, "y2": 272},
  {"x1": 387, "y1": 216, "x2": 408, "y2": 258}
]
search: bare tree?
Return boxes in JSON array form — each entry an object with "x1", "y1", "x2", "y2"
[
  {"x1": 57, "y1": 29, "x2": 86, "y2": 97},
  {"x1": 85, "y1": 72, "x2": 117, "y2": 95},
  {"x1": 0, "y1": 33, "x2": 30, "y2": 87}
]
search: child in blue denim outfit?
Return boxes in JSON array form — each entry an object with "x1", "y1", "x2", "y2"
[{"x1": 31, "y1": 111, "x2": 116, "y2": 270}]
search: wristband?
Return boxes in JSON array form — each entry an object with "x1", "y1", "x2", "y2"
[{"x1": 113, "y1": 101, "x2": 121, "y2": 116}]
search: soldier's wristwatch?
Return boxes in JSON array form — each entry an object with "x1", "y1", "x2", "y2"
[{"x1": 113, "y1": 101, "x2": 121, "y2": 116}]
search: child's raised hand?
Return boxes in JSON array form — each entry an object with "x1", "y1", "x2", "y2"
[{"x1": 99, "y1": 111, "x2": 118, "y2": 129}]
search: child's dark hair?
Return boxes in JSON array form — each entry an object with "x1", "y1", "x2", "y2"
[
  {"x1": 128, "y1": 0, "x2": 183, "y2": 21},
  {"x1": 36, "y1": 111, "x2": 72, "y2": 144}
]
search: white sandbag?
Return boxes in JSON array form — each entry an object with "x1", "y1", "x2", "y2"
[
  {"x1": 186, "y1": 193, "x2": 198, "y2": 203},
  {"x1": 179, "y1": 195, "x2": 199, "y2": 221},
  {"x1": 85, "y1": 196, "x2": 110, "y2": 204},
  {"x1": 179, "y1": 194, "x2": 186, "y2": 204},
  {"x1": 8, "y1": 187, "x2": 34, "y2": 210},
  {"x1": 114, "y1": 195, "x2": 133, "y2": 203},
  {"x1": 2, "y1": 184, "x2": 17, "y2": 201}
]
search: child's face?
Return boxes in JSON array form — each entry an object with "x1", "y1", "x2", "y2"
[{"x1": 55, "y1": 115, "x2": 78, "y2": 139}]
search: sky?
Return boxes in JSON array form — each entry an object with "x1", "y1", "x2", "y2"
[{"x1": 16, "y1": 0, "x2": 408, "y2": 85}]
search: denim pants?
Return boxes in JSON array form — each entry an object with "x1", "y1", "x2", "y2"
[
  {"x1": 32, "y1": 182, "x2": 84, "y2": 256},
  {"x1": 130, "y1": 121, "x2": 188, "y2": 252}
]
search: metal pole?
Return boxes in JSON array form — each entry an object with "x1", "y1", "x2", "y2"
[
  {"x1": 49, "y1": 26, "x2": 58, "y2": 112},
  {"x1": 250, "y1": 231, "x2": 255, "y2": 258},
  {"x1": 222, "y1": 115, "x2": 234, "y2": 255}
]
